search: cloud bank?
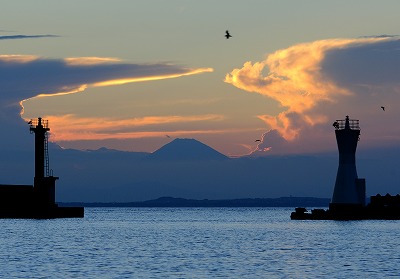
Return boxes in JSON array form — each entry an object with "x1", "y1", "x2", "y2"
[
  {"x1": 226, "y1": 37, "x2": 400, "y2": 155},
  {"x1": 0, "y1": 54, "x2": 212, "y2": 106},
  {"x1": 0, "y1": 55, "x2": 212, "y2": 149}
]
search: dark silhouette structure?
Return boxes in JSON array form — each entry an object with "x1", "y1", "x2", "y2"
[
  {"x1": 225, "y1": 30, "x2": 232, "y2": 39},
  {"x1": 291, "y1": 115, "x2": 400, "y2": 220},
  {"x1": 330, "y1": 116, "x2": 365, "y2": 212},
  {"x1": 0, "y1": 117, "x2": 83, "y2": 218}
]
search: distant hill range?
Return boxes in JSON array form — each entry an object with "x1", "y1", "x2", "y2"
[
  {"x1": 60, "y1": 196, "x2": 330, "y2": 208},
  {"x1": 38, "y1": 137, "x2": 399, "y2": 204},
  {"x1": 150, "y1": 138, "x2": 228, "y2": 160},
  {"x1": 48, "y1": 138, "x2": 339, "y2": 203}
]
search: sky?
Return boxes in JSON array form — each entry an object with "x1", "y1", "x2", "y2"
[{"x1": 2, "y1": 0, "x2": 400, "y2": 157}]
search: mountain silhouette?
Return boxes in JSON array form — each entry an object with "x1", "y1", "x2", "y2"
[{"x1": 150, "y1": 138, "x2": 227, "y2": 161}]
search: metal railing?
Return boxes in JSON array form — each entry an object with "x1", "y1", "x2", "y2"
[
  {"x1": 28, "y1": 118, "x2": 49, "y2": 129},
  {"x1": 44, "y1": 133, "x2": 50, "y2": 177},
  {"x1": 333, "y1": 119, "x2": 360, "y2": 130}
]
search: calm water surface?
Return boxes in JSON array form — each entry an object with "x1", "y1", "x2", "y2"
[{"x1": 0, "y1": 207, "x2": 399, "y2": 278}]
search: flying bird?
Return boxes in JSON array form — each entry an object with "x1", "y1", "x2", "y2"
[
  {"x1": 225, "y1": 30, "x2": 232, "y2": 39},
  {"x1": 255, "y1": 139, "x2": 261, "y2": 142},
  {"x1": 165, "y1": 135, "x2": 171, "y2": 138},
  {"x1": 381, "y1": 106, "x2": 385, "y2": 111}
]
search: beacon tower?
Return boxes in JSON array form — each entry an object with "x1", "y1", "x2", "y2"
[
  {"x1": 29, "y1": 117, "x2": 58, "y2": 207},
  {"x1": 0, "y1": 117, "x2": 83, "y2": 218},
  {"x1": 290, "y1": 115, "x2": 400, "y2": 220},
  {"x1": 330, "y1": 116, "x2": 365, "y2": 212}
]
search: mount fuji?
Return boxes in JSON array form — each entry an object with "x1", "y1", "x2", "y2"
[{"x1": 150, "y1": 138, "x2": 227, "y2": 161}]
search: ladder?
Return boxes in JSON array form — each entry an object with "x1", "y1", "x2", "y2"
[{"x1": 44, "y1": 133, "x2": 50, "y2": 177}]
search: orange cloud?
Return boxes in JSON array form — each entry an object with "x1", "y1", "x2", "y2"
[
  {"x1": 225, "y1": 37, "x2": 391, "y2": 141},
  {"x1": 0, "y1": 54, "x2": 39, "y2": 63},
  {"x1": 92, "y1": 67, "x2": 214, "y2": 87},
  {"x1": 64, "y1": 57, "x2": 121, "y2": 66},
  {"x1": 32, "y1": 114, "x2": 225, "y2": 141}
]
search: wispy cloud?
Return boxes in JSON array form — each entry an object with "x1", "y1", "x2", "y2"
[
  {"x1": 91, "y1": 67, "x2": 213, "y2": 87},
  {"x1": 0, "y1": 34, "x2": 59, "y2": 40},
  {"x1": 226, "y1": 36, "x2": 400, "y2": 155},
  {"x1": 34, "y1": 114, "x2": 225, "y2": 141},
  {"x1": 64, "y1": 57, "x2": 121, "y2": 65}
]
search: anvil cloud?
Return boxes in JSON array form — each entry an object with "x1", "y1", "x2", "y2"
[{"x1": 225, "y1": 37, "x2": 400, "y2": 155}]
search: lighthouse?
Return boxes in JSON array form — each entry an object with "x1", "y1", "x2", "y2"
[
  {"x1": 330, "y1": 116, "x2": 365, "y2": 212},
  {"x1": 29, "y1": 117, "x2": 58, "y2": 207},
  {"x1": 290, "y1": 115, "x2": 400, "y2": 220},
  {"x1": 0, "y1": 117, "x2": 83, "y2": 218}
]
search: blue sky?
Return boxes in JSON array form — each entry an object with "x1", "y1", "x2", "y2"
[{"x1": 1, "y1": 1, "x2": 400, "y2": 157}]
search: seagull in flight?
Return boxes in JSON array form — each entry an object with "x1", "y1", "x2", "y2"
[
  {"x1": 381, "y1": 106, "x2": 385, "y2": 111},
  {"x1": 225, "y1": 30, "x2": 232, "y2": 39},
  {"x1": 255, "y1": 139, "x2": 261, "y2": 142}
]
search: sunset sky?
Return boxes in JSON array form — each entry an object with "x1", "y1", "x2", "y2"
[{"x1": 2, "y1": 0, "x2": 400, "y2": 157}]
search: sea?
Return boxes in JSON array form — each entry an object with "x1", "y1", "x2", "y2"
[{"x1": 1, "y1": 207, "x2": 399, "y2": 278}]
